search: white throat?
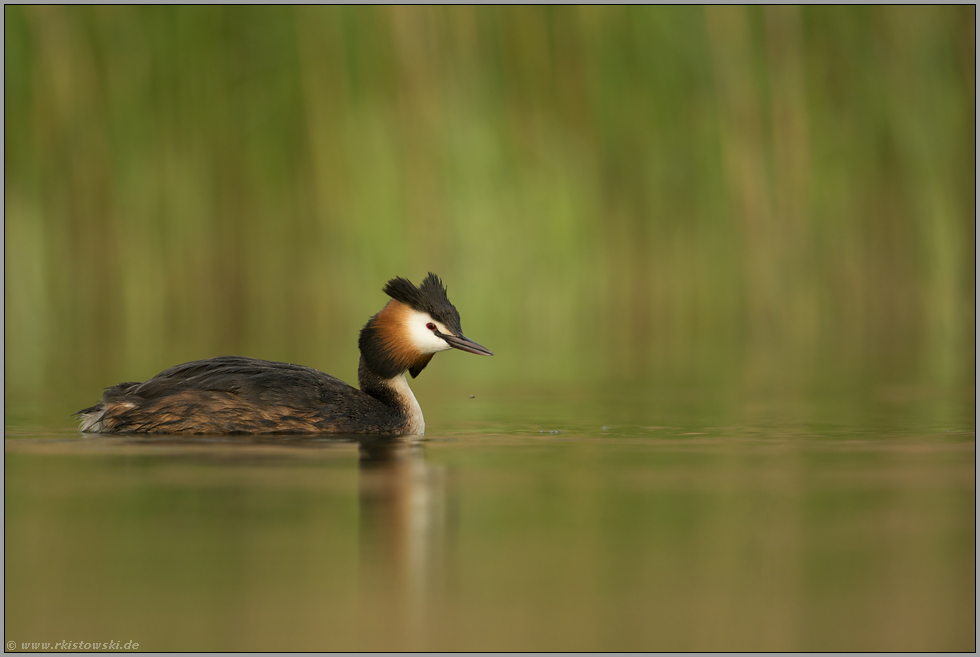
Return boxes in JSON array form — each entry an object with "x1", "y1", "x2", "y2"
[{"x1": 388, "y1": 372, "x2": 425, "y2": 435}]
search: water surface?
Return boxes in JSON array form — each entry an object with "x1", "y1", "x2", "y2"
[{"x1": 4, "y1": 386, "x2": 975, "y2": 651}]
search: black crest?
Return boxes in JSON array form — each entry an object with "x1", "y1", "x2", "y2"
[{"x1": 383, "y1": 272, "x2": 463, "y2": 333}]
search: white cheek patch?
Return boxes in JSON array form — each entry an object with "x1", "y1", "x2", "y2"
[{"x1": 405, "y1": 310, "x2": 454, "y2": 354}]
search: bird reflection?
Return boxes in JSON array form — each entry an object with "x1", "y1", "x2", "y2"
[{"x1": 357, "y1": 436, "x2": 448, "y2": 647}]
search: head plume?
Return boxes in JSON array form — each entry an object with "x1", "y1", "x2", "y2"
[{"x1": 382, "y1": 272, "x2": 462, "y2": 334}]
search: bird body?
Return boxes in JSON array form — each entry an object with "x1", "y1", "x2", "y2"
[{"x1": 76, "y1": 274, "x2": 491, "y2": 435}]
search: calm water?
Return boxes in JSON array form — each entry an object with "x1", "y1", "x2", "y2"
[{"x1": 4, "y1": 385, "x2": 975, "y2": 651}]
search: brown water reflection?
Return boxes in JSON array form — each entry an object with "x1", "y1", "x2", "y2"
[
  {"x1": 356, "y1": 437, "x2": 448, "y2": 650},
  {"x1": 3, "y1": 423, "x2": 976, "y2": 652}
]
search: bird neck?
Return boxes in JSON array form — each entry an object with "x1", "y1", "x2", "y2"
[{"x1": 358, "y1": 356, "x2": 425, "y2": 435}]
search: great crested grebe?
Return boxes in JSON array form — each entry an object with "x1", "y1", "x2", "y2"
[{"x1": 75, "y1": 273, "x2": 492, "y2": 435}]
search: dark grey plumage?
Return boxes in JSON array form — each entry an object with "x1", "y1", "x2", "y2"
[{"x1": 76, "y1": 356, "x2": 406, "y2": 434}]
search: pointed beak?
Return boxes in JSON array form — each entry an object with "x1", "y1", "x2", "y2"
[{"x1": 443, "y1": 333, "x2": 493, "y2": 356}]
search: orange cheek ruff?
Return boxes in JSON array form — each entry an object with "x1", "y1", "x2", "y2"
[{"x1": 374, "y1": 300, "x2": 432, "y2": 375}]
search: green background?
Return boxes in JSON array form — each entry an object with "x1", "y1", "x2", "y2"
[{"x1": 4, "y1": 6, "x2": 975, "y2": 420}]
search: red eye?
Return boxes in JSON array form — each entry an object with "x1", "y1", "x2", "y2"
[{"x1": 426, "y1": 323, "x2": 437, "y2": 331}]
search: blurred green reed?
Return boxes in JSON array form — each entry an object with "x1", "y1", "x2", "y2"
[{"x1": 3, "y1": 6, "x2": 975, "y2": 413}]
